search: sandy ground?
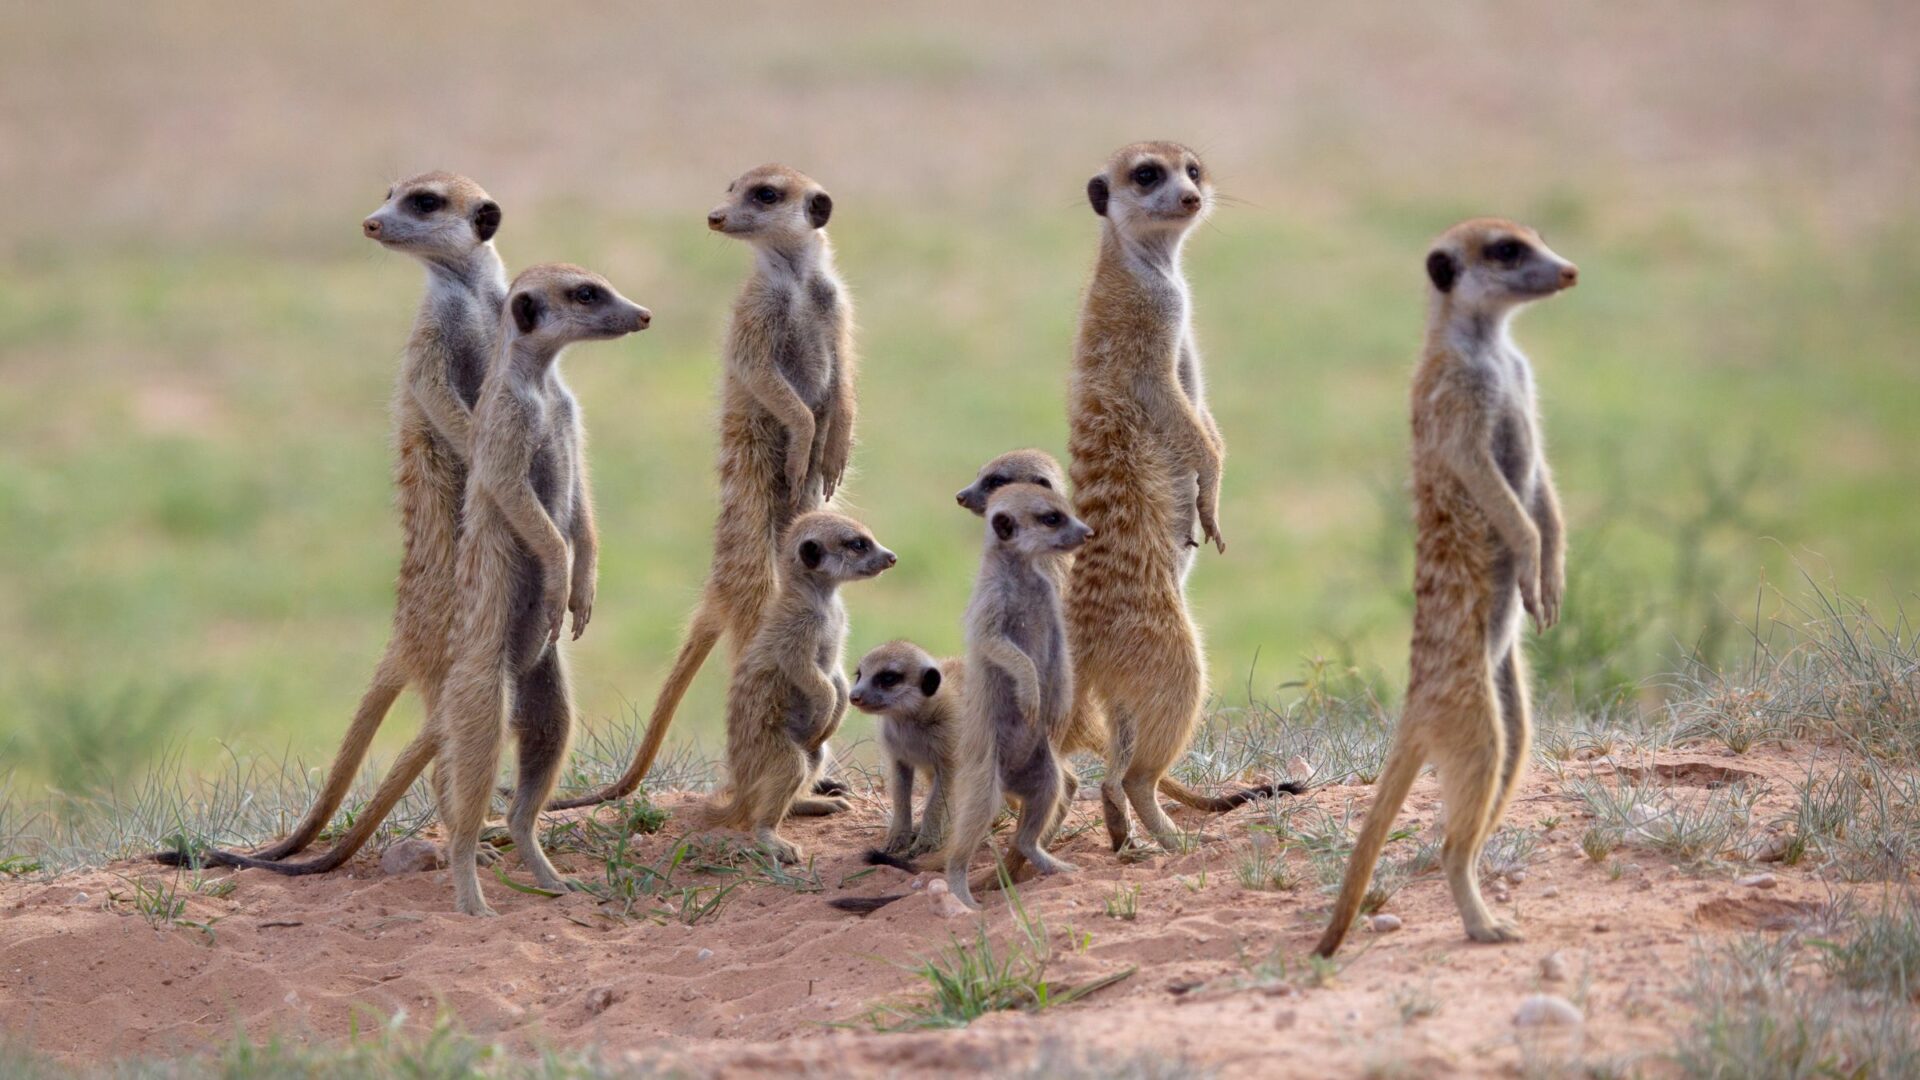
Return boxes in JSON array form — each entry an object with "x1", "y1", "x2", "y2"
[{"x1": 0, "y1": 745, "x2": 1854, "y2": 1077}]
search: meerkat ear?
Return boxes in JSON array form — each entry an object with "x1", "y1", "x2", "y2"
[
  {"x1": 992, "y1": 512, "x2": 1016, "y2": 541},
  {"x1": 806, "y1": 191, "x2": 833, "y2": 229},
  {"x1": 799, "y1": 538, "x2": 824, "y2": 570},
  {"x1": 473, "y1": 201, "x2": 501, "y2": 242},
  {"x1": 510, "y1": 292, "x2": 543, "y2": 334},
  {"x1": 919, "y1": 667, "x2": 943, "y2": 698},
  {"x1": 1086, "y1": 175, "x2": 1110, "y2": 217},
  {"x1": 1426, "y1": 249, "x2": 1458, "y2": 293}
]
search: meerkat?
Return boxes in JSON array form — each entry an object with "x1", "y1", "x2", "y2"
[
  {"x1": 1313, "y1": 220, "x2": 1576, "y2": 956},
  {"x1": 849, "y1": 640, "x2": 963, "y2": 858},
  {"x1": 1063, "y1": 142, "x2": 1245, "y2": 853},
  {"x1": 707, "y1": 511, "x2": 895, "y2": 864},
  {"x1": 169, "y1": 267, "x2": 650, "y2": 916},
  {"x1": 548, "y1": 165, "x2": 855, "y2": 811},
  {"x1": 956, "y1": 448, "x2": 1295, "y2": 815},
  {"x1": 156, "y1": 173, "x2": 506, "y2": 871},
  {"x1": 944, "y1": 483, "x2": 1093, "y2": 910}
]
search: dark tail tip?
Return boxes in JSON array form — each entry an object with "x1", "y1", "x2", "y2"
[
  {"x1": 826, "y1": 894, "x2": 908, "y2": 915},
  {"x1": 151, "y1": 850, "x2": 190, "y2": 867},
  {"x1": 1223, "y1": 780, "x2": 1309, "y2": 809},
  {"x1": 863, "y1": 849, "x2": 920, "y2": 872}
]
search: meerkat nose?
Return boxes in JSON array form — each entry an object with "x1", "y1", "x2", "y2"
[
  {"x1": 362, "y1": 218, "x2": 381, "y2": 237},
  {"x1": 707, "y1": 211, "x2": 727, "y2": 231},
  {"x1": 632, "y1": 305, "x2": 652, "y2": 330},
  {"x1": 954, "y1": 491, "x2": 968, "y2": 506},
  {"x1": 1560, "y1": 264, "x2": 1580, "y2": 287},
  {"x1": 1180, "y1": 192, "x2": 1202, "y2": 212}
]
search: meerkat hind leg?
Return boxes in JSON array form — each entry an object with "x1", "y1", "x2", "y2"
[
  {"x1": 1010, "y1": 756, "x2": 1077, "y2": 875},
  {"x1": 1434, "y1": 691, "x2": 1517, "y2": 943},
  {"x1": 441, "y1": 678, "x2": 509, "y2": 918},
  {"x1": 507, "y1": 649, "x2": 582, "y2": 893}
]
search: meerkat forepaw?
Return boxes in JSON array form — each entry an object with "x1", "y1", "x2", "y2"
[
  {"x1": 1467, "y1": 919, "x2": 1523, "y2": 944},
  {"x1": 455, "y1": 896, "x2": 499, "y2": 918}
]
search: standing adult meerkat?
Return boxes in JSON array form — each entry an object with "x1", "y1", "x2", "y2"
[
  {"x1": 158, "y1": 173, "x2": 506, "y2": 871},
  {"x1": 944, "y1": 483, "x2": 1092, "y2": 910},
  {"x1": 708, "y1": 511, "x2": 896, "y2": 864},
  {"x1": 169, "y1": 266, "x2": 650, "y2": 912},
  {"x1": 1313, "y1": 220, "x2": 1575, "y2": 956},
  {"x1": 1063, "y1": 142, "x2": 1247, "y2": 853},
  {"x1": 959, "y1": 448, "x2": 1294, "y2": 814},
  {"x1": 849, "y1": 640, "x2": 963, "y2": 858},
  {"x1": 549, "y1": 165, "x2": 855, "y2": 811}
]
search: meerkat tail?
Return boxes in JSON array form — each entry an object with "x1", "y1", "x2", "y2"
[
  {"x1": 246, "y1": 654, "x2": 409, "y2": 861},
  {"x1": 156, "y1": 733, "x2": 438, "y2": 876},
  {"x1": 1158, "y1": 777, "x2": 1308, "y2": 812},
  {"x1": 826, "y1": 894, "x2": 909, "y2": 915},
  {"x1": 1312, "y1": 738, "x2": 1424, "y2": 957},
  {"x1": 545, "y1": 609, "x2": 723, "y2": 810}
]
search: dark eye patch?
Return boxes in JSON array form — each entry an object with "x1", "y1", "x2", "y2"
[
  {"x1": 1040, "y1": 511, "x2": 1065, "y2": 527},
  {"x1": 875, "y1": 671, "x2": 902, "y2": 689},
  {"x1": 1131, "y1": 163, "x2": 1163, "y2": 188},
  {"x1": 1031, "y1": 476, "x2": 1052, "y2": 489},
  {"x1": 406, "y1": 191, "x2": 445, "y2": 215},
  {"x1": 753, "y1": 186, "x2": 780, "y2": 205},
  {"x1": 1486, "y1": 238, "x2": 1527, "y2": 263},
  {"x1": 1186, "y1": 164, "x2": 1201, "y2": 181},
  {"x1": 847, "y1": 537, "x2": 869, "y2": 554},
  {"x1": 571, "y1": 284, "x2": 602, "y2": 305},
  {"x1": 981, "y1": 474, "x2": 1008, "y2": 491}
]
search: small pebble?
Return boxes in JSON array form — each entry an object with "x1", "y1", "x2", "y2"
[
  {"x1": 379, "y1": 838, "x2": 445, "y2": 876},
  {"x1": 1514, "y1": 993, "x2": 1583, "y2": 1027},
  {"x1": 1738, "y1": 873, "x2": 1778, "y2": 890},
  {"x1": 584, "y1": 987, "x2": 615, "y2": 1015},
  {"x1": 1592, "y1": 921, "x2": 1610, "y2": 933},
  {"x1": 69, "y1": 892, "x2": 89, "y2": 905},
  {"x1": 1370, "y1": 913, "x2": 1403, "y2": 933},
  {"x1": 696, "y1": 948, "x2": 713, "y2": 962},
  {"x1": 1539, "y1": 952, "x2": 1570, "y2": 983},
  {"x1": 1507, "y1": 870, "x2": 1528, "y2": 884},
  {"x1": 1540, "y1": 885, "x2": 1561, "y2": 898}
]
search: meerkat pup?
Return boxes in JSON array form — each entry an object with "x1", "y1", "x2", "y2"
[
  {"x1": 549, "y1": 165, "x2": 855, "y2": 811},
  {"x1": 708, "y1": 511, "x2": 895, "y2": 864},
  {"x1": 1064, "y1": 142, "x2": 1237, "y2": 853},
  {"x1": 1313, "y1": 220, "x2": 1576, "y2": 956},
  {"x1": 944, "y1": 483, "x2": 1093, "y2": 910},
  {"x1": 157, "y1": 173, "x2": 507, "y2": 873},
  {"x1": 850, "y1": 640, "x2": 963, "y2": 857}
]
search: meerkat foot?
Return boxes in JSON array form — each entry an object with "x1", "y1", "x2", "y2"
[
  {"x1": 474, "y1": 844, "x2": 504, "y2": 867},
  {"x1": 454, "y1": 894, "x2": 499, "y2": 918},
  {"x1": 881, "y1": 829, "x2": 915, "y2": 855},
  {"x1": 757, "y1": 830, "x2": 803, "y2": 865},
  {"x1": 906, "y1": 832, "x2": 944, "y2": 858},
  {"x1": 1024, "y1": 851, "x2": 1079, "y2": 876},
  {"x1": 789, "y1": 795, "x2": 853, "y2": 817},
  {"x1": 1466, "y1": 918, "x2": 1523, "y2": 944},
  {"x1": 812, "y1": 777, "x2": 851, "y2": 798}
]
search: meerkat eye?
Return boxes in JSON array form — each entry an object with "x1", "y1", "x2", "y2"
[
  {"x1": 1131, "y1": 164, "x2": 1163, "y2": 188},
  {"x1": 876, "y1": 671, "x2": 902, "y2": 689},
  {"x1": 1040, "y1": 511, "x2": 1065, "y2": 527},
  {"x1": 982, "y1": 474, "x2": 1007, "y2": 491},
  {"x1": 1487, "y1": 239, "x2": 1525, "y2": 263},
  {"x1": 1032, "y1": 476, "x2": 1052, "y2": 489},
  {"x1": 407, "y1": 191, "x2": 445, "y2": 215},
  {"x1": 753, "y1": 186, "x2": 779, "y2": 205},
  {"x1": 847, "y1": 537, "x2": 870, "y2": 554},
  {"x1": 1186, "y1": 164, "x2": 1201, "y2": 181},
  {"x1": 571, "y1": 285, "x2": 602, "y2": 306}
]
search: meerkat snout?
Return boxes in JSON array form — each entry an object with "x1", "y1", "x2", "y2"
[
  {"x1": 362, "y1": 217, "x2": 382, "y2": 238},
  {"x1": 707, "y1": 210, "x2": 727, "y2": 231}
]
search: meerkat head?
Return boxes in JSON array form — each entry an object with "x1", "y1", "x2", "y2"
[
  {"x1": 784, "y1": 510, "x2": 896, "y2": 583},
  {"x1": 1425, "y1": 219, "x2": 1578, "y2": 315},
  {"x1": 707, "y1": 165, "x2": 833, "y2": 248},
  {"x1": 985, "y1": 483, "x2": 1093, "y2": 560},
  {"x1": 956, "y1": 449, "x2": 1067, "y2": 515},
  {"x1": 849, "y1": 640, "x2": 944, "y2": 716},
  {"x1": 1087, "y1": 142, "x2": 1211, "y2": 237},
  {"x1": 505, "y1": 264, "x2": 651, "y2": 350},
  {"x1": 363, "y1": 172, "x2": 502, "y2": 265}
]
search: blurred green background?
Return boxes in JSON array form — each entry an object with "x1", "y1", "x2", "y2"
[{"x1": 2, "y1": 3, "x2": 1916, "y2": 791}]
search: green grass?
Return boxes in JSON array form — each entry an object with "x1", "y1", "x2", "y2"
[{"x1": 3, "y1": 193, "x2": 1917, "y2": 787}]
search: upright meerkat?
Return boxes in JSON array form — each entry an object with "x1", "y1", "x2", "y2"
[
  {"x1": 158, "y1": 173, "x2": 506, "y2": 871},
  {"x1": 849, "y1": 640, "x2": 963, "y2": 858},
  {"x1": 549, "y1": 165, "x2": 855, "y2": 811},
  {"x1": 169, "y1": 266, "x2": 650, "y2": 913},
  {"x1": 1313, "y1": 220, "x2": 1575, "y2": 956},
  {"x1": 1064, "y1": 142, "x2": 1236, "y2": 853},
  {"x1": 944, "y1": 483, "x2": 1092, "y2": 910},
  {"x1": 958, "y1": 448, "x2": 1295, "y2": 814},
  {"x1": 708, "y1": 511, "x2": 895, "y2": 864}
]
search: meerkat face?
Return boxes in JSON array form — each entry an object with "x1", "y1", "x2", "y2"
[
  {"x1": 707, "y1": 165, "x2": 833, "y2": 247},
  {"x1": 1087, "y1": 142, "x2": 1211, "y2": 235},
  {"x1": 986, "y1": 483, "x2": 1093, "y2": 559},
  {"x1": 849, "y1": 641, "x2": 943, "y2": 715},
  {"x1": 363, "y1": 171, "x2": 502, "y2": 262},
  {"x1": 786, "y1": 511, "x2": 897, "y2": 582},
  {"x1": 507, "y1": 264, "x2": 651, "y2": 347},
  {"x1": 1425, "y1": 219, "x2": 1579, "y2": 312},
  {"x1": 955, "y1": 449, "x2": 1067, "y2": 515}
]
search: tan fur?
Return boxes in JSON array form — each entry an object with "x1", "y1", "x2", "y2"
[
  {"x1": 707, "y1": 511, "x2": 895, "y2": 864},
  {"x1": 155, "y1": 174, "x2": 507, "y2": 875},
  {"x1": 849, "y1": 640, "x2": 963, "y2": 858},
  {"x1": 401, "y1": 264, "x2": 649, "y2": 916},
  {"x1": 550, "y1": 165, "x2": 855, "y2": 811},
  {"x1": 944, "y1": 484, "x2": 1092, "y2": 909},
  {"x1": 1314, "y1": 219, "x2": 1575, "y2": 955},
  {"x1": 1063, "y1": 143, "x2": 1232, "y2": 853}
]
